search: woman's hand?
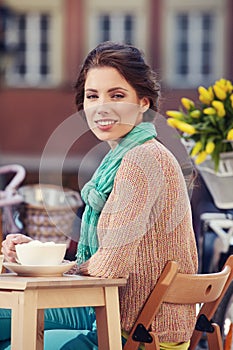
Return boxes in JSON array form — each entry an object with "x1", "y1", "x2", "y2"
[
  {"x1": 1, "y1": 234, "x2": 32, "y2": 262},
  {"x1": 66, "y1": 262, "x2": 79, "y2": 275}
]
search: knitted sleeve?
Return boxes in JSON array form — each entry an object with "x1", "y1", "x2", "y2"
[{"x1": 77, "y1": 142, "x2": 172, "y2": 278}]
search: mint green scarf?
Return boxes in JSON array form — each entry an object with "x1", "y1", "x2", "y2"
[{"x1": 76, "y1": 122, "x2": 157, "y2": 264}]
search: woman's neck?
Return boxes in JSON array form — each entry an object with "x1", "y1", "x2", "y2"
[{"x1": 107, "y1": 140, "x2": 119, "y2": 150}]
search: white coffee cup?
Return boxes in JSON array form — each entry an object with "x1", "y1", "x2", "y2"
[{"x1": 15, "y1": 241, "x2": 66, "y2": 266}]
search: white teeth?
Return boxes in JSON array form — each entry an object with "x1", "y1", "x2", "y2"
[{"x1": 97, "y1": 120, "x2": 115, "y2": 126}]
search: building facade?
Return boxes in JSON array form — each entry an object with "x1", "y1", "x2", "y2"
[{"x1": 0, "y1": 0, "x2": 232, "y2": 189}]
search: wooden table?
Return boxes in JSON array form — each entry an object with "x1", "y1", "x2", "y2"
[{"x1": 0, "y1": 273, "x2": 126, "y2": 350}]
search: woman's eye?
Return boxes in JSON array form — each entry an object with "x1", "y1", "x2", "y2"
[
  {"x1": 112, "y1": 93, "x2": 124, "y2": 99},
  {"x1": 86, "y1": 94, "x2": 98, "y2": 99}
]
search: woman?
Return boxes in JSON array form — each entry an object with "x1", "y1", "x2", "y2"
[{"x1": 1, "y1": 41, "x2": 198, "y2": 350}]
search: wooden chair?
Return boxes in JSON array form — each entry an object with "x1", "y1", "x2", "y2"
[{"x1": 124, "y1": 255, "x2": 233, "y2": 350}]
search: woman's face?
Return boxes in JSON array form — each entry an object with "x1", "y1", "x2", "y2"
[{"x1": 83, "y1": 66, "x2": 149, "y2": 148}]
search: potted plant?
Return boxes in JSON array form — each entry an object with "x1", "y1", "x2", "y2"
[{"x1": 166, "y1": 78, "x2": 233, "y2": 172}]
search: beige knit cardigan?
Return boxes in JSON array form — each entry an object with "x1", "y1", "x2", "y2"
[{"x1": 78, "y1": 139, "x2": 198, "y2": 343}]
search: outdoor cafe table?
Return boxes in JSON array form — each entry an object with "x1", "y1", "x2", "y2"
[{"x1": 0, "y1": 273, "x2": 127, "y2": 350}]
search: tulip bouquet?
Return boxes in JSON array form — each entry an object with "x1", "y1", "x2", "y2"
[{"x1": 166, "y1": 78, "x2": 233, "y2": 171}]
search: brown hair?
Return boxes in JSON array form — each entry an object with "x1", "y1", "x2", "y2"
[{"x1": 74, "y1": 41, "x2": 161, "y2": 121}]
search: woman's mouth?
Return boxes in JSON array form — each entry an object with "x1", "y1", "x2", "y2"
[{"x1": 95, "y1": 119, "x2": 117, "y2": 130}]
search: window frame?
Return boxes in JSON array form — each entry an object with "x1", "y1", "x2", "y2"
[
  {"x1": 84, "y1": 0, "x2": 149, "y2": 56},
  {"x1": 3, "y1": 0, "x2": 64, "y2": 88},
  {"x1": 162, "y1": 0, "x2": 227, "y2": 88}
]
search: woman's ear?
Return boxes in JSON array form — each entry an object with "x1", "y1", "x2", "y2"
[{"x1": 140, "y1": 97, "x2": 150, "y2": 113}]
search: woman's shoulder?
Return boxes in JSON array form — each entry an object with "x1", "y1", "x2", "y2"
[
  {"x1": 124, "y1": 139, "x2": 178, "y2": 164},
  {"x1": 121, "y1": 139, "x2": 185, "y2": 181}
]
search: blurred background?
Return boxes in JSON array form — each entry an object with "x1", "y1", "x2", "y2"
[
  {"x1": 1, "y1": 2, "x2": 233, "y2": 339},
  {"x1": 0, "y1": 0, "x2": 232, "y2": 191}
]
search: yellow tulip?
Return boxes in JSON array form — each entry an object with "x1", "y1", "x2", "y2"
[
  {"x1": 230, "y1": 94, "x2": 233, "y2": 108},
  {"x1": 191, "y1": 141, "x2": 202, "y2": 156},
  {"x1": 215, "y1": 79, "x2": 233, "y2": 93},
  {"x1": 195, "y1": 151, "x2": 208, "y2": 165},
  {"x1": 198, "y1": 86, "x2": 214, "y2": 104},
  {"x1": 227, "y1": 128, "x2": 233, "y2": 141},
  {"x1": 199, "y1": 95, "x2": 211, "y2": 105},
  {"x1": 203, "y1": 107, "x2": 216, "y2": 115},
  {"x1": 216, "y1": 78, "x2": 226, "y2": 86},
  {"x1": 166, "y1": 110, "x2": 184, "y2": 119},
  {"x1": 205, "y1": 141, "x2": 215, "y2": 154},
  {"x1": 173, "y1": 120, "x2": 196, "y2": 135},
  {"x1": 190, "y1": 110, "x2": 201, "y2": 118},
  {"x1": 226, "y1": 80, "x2": 233, "y2": 93},
  {"x1": 208, "y1": 87, "x2": 214, "y2": 99},
  {"x1": 181, "y1": 97, "x2": 194, "y2": 110},
  {"x1": 212, "y1": 100, "x2": 226, "y2": 117},
  {"x1": 213, "y1": 84, "x2": 227, "y2": 100},
  {"x1": 167, "y1": 118, "x2": 196, "y2": 135},
  {"x1": 167, "y1": 118, "x2": 179, "y2": 128},
  {"x1": 215, "y1": 79, "x2": 227, "y2": 91}
]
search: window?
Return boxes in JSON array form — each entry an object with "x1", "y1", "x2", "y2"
[
  {"x1": 98, "y1": 13, "x2": 134, "y2": 45},
  {"x1": 2, "y1": 0, "x2": 64, "y2": 88},
  {"x1": 5, "y1": 12, "x2": 51, "y2": 86},
  {"x1": 86, "y1": 0, "x2": 149, "y2": 55},
  {"x1": 174, "y1": 12, "x2": 215, "y2": 83},
  {"x1": 163, "y1": 0, "x2": 226, "y2": 87}
]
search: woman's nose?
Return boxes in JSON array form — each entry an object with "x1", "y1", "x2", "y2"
[{"x1": 96, "y1": 99, "x2": 111, "y2": 115}]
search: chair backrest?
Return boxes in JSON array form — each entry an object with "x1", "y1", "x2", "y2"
[
  {"x1": 164, "y1": 263, "x2": 230, "y2": 304},
  {"x1": 124, "y1": 255, "x2": 233, "y2": 350}
]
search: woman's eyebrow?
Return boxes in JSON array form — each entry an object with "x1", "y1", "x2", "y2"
[
  {"x1": 85, "y1": 88, "x2": 97, "y2": 92},
  {"x1": 108, "y1": 87, "x2": 128, "y2": 92},
  {"x1": 85, "y1": 87, "x2": 129, "y2": 93}
]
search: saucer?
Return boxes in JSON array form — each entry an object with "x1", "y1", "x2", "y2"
[{"x1": 3, "y1": 261, "x2": 76, "y2": 277}]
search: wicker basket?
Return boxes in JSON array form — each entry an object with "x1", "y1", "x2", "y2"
[
  {"x1": 16, "y1": 184, "x2": 83, "y2": 245},
  {"x1": 197, "y1": 152, "x2": 233, "y2": 209}
]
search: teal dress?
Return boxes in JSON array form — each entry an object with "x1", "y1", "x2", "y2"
[
  {"x1": 0, "y1": 308, "x2": 131, "y2": 349},
  {"x1": 0, "y1": 307, "x2": 99, "y2": 349}
]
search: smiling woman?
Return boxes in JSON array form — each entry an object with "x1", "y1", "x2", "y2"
[{"x1": 0, "y1": 41, "x2": 198, "y2": 350}]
